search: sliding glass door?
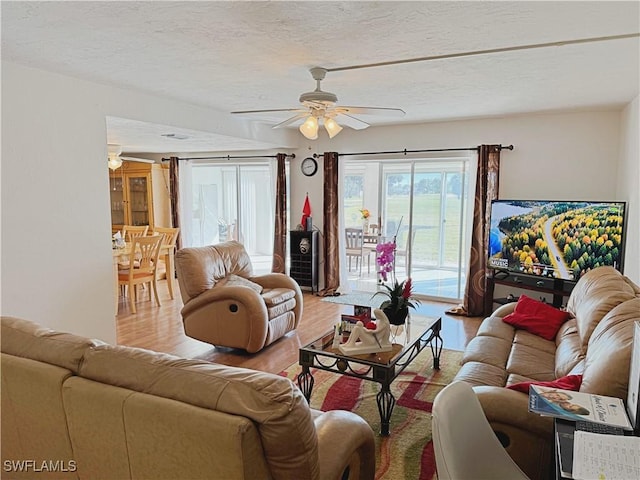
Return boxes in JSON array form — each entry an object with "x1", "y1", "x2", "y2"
[
  {"x1": 344, "y1": 157, "x2": 470, "y2": 300},
  {"x1": 186, "y1": 162, "x2": 281, "y2": 275}
]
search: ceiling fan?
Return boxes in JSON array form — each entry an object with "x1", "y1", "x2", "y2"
[
  {"x1": 231, "y1": 67, "x2": 405, "y2": 139},
  {"x1": 107, "y1": 144, "x2": 155, "y2": 170}
]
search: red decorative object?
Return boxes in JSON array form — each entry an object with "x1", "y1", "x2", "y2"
[
  {"x1": 300, "y1": 194, "x2": 311, "y2": 227},
  {"x1": 502, "y1": 294, "x2": 571, "y2": 341},
  {"x1": 507, "y1": 374, "x2": 583, "y2": 394}
]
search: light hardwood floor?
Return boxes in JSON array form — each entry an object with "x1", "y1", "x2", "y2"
[{"x1": 116, "y1": 279, "x2": 483, "y2": 374}]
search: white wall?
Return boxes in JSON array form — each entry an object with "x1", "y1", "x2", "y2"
[
  {"x1": 618, "y1": 95, "x2": 640, "y2": 283},
  {"x1": 0, "y1": 62, "x2": 295, "y2": 342},
  {"x1": 289, "y1": 109, "x2": 639, "y2": 284}
]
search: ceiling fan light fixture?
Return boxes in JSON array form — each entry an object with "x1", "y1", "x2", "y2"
[
  {"x1": 107, "y1": 153, "x2": 123, "y2": 170},
  {"x1": 107, "y1": 144, "x2": 123, "y2": 170},
  {"x1": 324, "y1": 117, "x2": 343, "y2": 138},
  {"x1": 299, "y1": 116, "x2": 319, "y2": 140}
]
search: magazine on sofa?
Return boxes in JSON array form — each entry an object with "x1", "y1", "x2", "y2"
[{"x1": 528, "y1": 385, "x2": 633, "y2": 430}]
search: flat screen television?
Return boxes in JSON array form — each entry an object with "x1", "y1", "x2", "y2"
[{"x1": 488, "y1": 200, "x2": 627, "y2": 282}]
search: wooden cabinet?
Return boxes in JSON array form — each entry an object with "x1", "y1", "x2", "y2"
[
  {"x1": 290, "y1": 230, "x2": 319, "y2": 293},
  {"x1": 109, "y1": 161, "x2": 171, "y2": 233},
  {"x1": 486, "y1": 269, "x2": 576, "y2": 313}
]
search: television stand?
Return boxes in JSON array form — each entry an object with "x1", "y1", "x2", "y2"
[{"x1": 486, "y1": 270, "x2": 576, "y2": 313}]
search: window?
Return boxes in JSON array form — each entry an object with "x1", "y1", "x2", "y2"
[
  {"x1": 343, "y1": 157, "x2": 470, "y2": 300},
  {"x1": 182, "y1": 161, "x2": 285, "y2": 275},
  {"x1": 344, "y1": 169, "x2": 365, "y2": 227}
]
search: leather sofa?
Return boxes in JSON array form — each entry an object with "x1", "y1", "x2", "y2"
[
  {"x1": 453, "y1": 266, "x2": 640, "y2": 480},
  {"x1": 1, "y1": 316, "x2": 375, "y2": 480},
  {"x1": 175, "y1": 241, "x2": 303, "y2": 353}
]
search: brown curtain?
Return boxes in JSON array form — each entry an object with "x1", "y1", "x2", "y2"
[
  {"x1": 319, "y1": 152, "x2": 340, "y2": 296},
  {"x1": 271, "y1": 153, "x2": 287, "y2": 273},
  {"x1": 169, "y1": 156, "x2": 182, "y2": 250},
  {"x1": 449, "y1": 145, "x2": 501, "y2": 316}
]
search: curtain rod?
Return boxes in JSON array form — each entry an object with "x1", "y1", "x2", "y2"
[
  {"x1": 331, "y1": 145, "x2": 513, "y2": 158},
  {"x1": 162, "y1": 153, "x2": 295, "y2": 161}
]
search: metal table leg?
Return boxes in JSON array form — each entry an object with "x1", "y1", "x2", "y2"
[
  {"x1": 429, "y1": 319, "x2": 443, "y2": 370},
  {"x1": 376, "y1": 384, "x2": 396, "y2": 436},
  {"x1": 297, "y1": 365, "x2": 315, "y2": 402}
]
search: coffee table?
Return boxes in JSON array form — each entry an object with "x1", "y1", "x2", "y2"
[{"x1": 297, "y1": 316, "x2": 442, "y2": 435}]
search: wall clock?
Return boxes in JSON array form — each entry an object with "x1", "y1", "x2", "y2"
[{"x1": 301, "y1": 157, "x2": 318, "y2": 177}]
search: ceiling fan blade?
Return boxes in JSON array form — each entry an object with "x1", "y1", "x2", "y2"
[
  {"x1": 303, "y1": 99, "x2": 334, "y2": 109},
  {"x1": 272, "y1": 113, "x2": 309, "y2": 129},
  {"x1": 336, "y1": 106, "x2": 406, "y2": 117},
  {"x1": 120, "y1": 156, "x2": 154, "y2": 164},
  {"x1": 231, "y1": 108, "x2": 306, "y2": 115},
  {"x1": 335, "y1": 113, "x2": 370, "y2": 130}
]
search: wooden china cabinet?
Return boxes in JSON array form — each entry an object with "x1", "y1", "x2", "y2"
[{"x1": 109, "y1": 161, "x2": 171, "y2": 233}]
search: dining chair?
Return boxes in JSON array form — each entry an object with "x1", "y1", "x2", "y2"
[
  {"x1": 122, "y1": 225, "x2": 149, "y2": 242},
  {"x1": 345, "y1": 228, "x2": 369, "y2": 275},
  {"x1": 117, "y1": 234, "x2": 162, "y2": 314},
  {"x1": 153, "y1": 226, "x2": 180, "y2": 299},
  {"x1": 118, "y1": 225, "x2": 150, "y2": 270}
]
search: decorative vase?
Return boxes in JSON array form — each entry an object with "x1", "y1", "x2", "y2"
[
  {"x1": 363, "y1": 218, "x2": 370, "y2": 234},
  {"x1": 383, "y1": 306, "x2": 408, "y2": 326},
  {"x1": 390, "y1": 324, "x2": 404, "y2": 344}
]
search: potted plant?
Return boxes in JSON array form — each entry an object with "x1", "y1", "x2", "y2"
[
  {"x1": 372, "y1": 240, "x2": 420, "y2": 325},
  {"x1": 373, "y1": 277, "x2": 420, "y2": 325}
]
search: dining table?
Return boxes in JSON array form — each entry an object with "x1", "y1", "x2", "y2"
[{"x1": 112, "y1": 241, "x2": 175, "y2": 314}]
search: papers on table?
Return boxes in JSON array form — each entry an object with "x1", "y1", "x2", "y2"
[{"x1": 572, "y1": 431, "x2": 640, "y2": 480}]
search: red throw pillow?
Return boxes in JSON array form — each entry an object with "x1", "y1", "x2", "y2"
[
  {"x1": 507, "y1": 374, "x2": 583, "y2": 394},
  {"x1": 502, "y1": 294, "x2": 571, "y2": 340}
]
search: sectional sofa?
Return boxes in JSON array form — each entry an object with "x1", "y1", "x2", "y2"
[
  {"x1": 453, "y1": 266, "x2": 640, "y2": 480},
  {"x1": 1, "y1": 316, "x2": 375, "y2": 480}
]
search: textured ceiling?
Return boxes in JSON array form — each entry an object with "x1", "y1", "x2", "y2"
[{"x1": 2, "y1": 1, "x2": 639, "y2": 153}]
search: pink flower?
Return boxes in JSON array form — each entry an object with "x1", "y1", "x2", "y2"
[{"x1": 375, "y1": 241, "x2": 396, "y2": 281}]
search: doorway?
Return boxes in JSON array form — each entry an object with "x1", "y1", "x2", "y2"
[
  {"x1": 343, "y1": 157, "x2": 470, "y2": 300},
  {"x1": 183, "y1": 161, "x2": 287, "y2": 275}
]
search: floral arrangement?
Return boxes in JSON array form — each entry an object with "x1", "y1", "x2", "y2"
[
  {"x1": 373, "y1": 240, "x2": 420, "y2": 320},
  {"x1": 375, "y1": 241, "x2": 396, "y2": 282},
  {"x1": 374, "y1": 277, "x2": 421, "y2": 315},
  {"x1": 360, "y1": 208, "x2": 371, "y2": 220}
]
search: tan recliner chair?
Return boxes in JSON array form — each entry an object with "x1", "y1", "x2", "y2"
[{"x1": 175, "y1": 241, "x2": 303, "y2": 353}]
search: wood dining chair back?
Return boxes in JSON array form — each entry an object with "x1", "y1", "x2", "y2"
[
  {"x1": 345, "y1": 228, "x2": 369, "y2": 275},
  {"x1": 153, "y1": 227, "x2": 180, "y2": 299},
  {"x1": 122, "y1": 225, "x2": 149, "y2": 242},
  {"x1": 118, "y1": 225, "x2": 150, "y2": 270},
  {"x1": 117, "y1": 234, "x2": 162, "y2": 314}
]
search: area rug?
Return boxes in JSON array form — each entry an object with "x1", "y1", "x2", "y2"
[{"x1": 280, "y1": 348, "x2": 464, "y2": 480}]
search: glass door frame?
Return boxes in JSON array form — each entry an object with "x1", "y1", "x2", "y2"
[
  {"x1": 344, "y1": 155, "x2": 470, "y2": 301},
  {"x1": 185, "y1": 159, "x2": 288, "y2": 275}
]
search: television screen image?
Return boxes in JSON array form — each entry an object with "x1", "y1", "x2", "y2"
[{"x1": 488, "y1": 200, "x2": 627, "y2": 282}]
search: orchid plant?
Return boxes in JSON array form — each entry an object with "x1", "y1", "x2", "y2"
[
  {"x1": 373, "y1": 240, "x2": 420, "y2": 315},
  {"x1": 375, "y1": 241, "x2": 396, "y2": 282}
]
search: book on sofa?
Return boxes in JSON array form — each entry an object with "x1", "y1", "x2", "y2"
[{"x1": 529, "y1": 385, "x2": 633, "y2": 430}]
